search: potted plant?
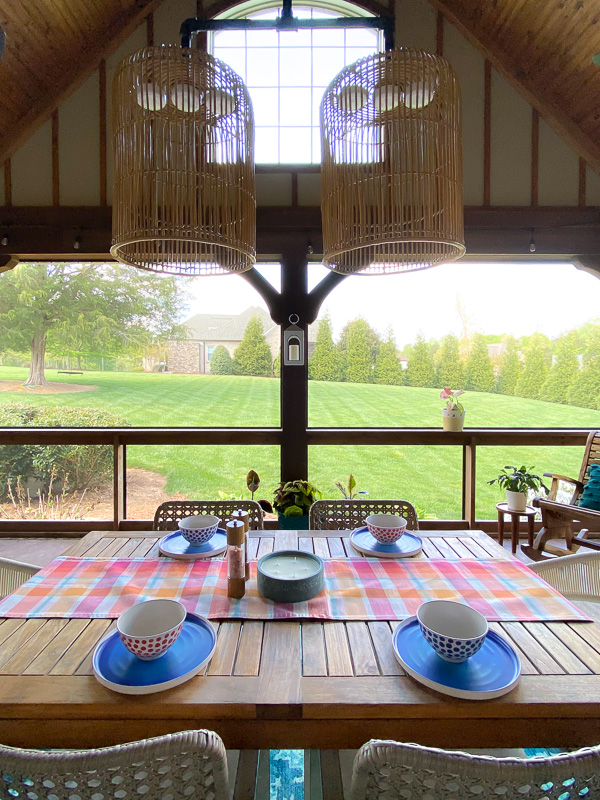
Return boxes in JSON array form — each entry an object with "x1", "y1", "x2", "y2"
[
  {"x1": 334, "y1": 473, "x2": 368, "y2": 500},
  {"x1": 273, "y1": 480, "x2": 321, "y2": 530},
  {"x1": 488, "y1": 465, "x2": 549, "y2": 512},
  {"x1": 440, "y1": 388, "x2": 465, "y2": 432}
]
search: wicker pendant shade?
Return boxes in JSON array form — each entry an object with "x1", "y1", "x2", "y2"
[
  {"x1": 321, "y1": 48, "x2": 465, "y2": 275},
  {"x1": 111, "y1": 46, "x2": 255, "y2": 275}
]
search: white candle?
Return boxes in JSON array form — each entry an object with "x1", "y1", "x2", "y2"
[
  {"x1": 288, "y1": 344, "x2": 300, "y2": 361},
  {"x1": 260, "y1": 553, "x2": 320, "y2": 580}
]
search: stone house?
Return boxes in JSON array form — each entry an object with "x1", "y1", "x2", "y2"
[{"x1": 167, "y1": 306, "x2": 317, "y2": 374}]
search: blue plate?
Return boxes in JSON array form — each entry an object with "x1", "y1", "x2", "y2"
[
  {"x1": 159, "y1": 529, "x2": 227, "y2": 560},
  {"x1": 393, "y1": 616, "x2": 521, "y2": 700},
  {"x1": 350, "y1": 527, "x2": 423, "y2": 558},
  {"x1": 93, "y1": 612, "x2": 216, "y2": 695}
]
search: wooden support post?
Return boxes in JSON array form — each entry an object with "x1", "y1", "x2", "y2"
[
  {"x1": 280, "y1": 246, "x2": 309, "y2": 482},
  {"x1": 462, "y1": 440, "x2": 476, "y2": 529},
  {"x1": 113, "y1": 438, "x2": 126, "y2": 529}
]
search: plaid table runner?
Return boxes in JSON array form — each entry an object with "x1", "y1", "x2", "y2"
[{"x1": 0, "y1": 556, "x2": 589, "y2": 622}]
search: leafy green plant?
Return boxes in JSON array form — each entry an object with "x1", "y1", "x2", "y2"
[
  {"x1": 334, "y1": 473, "x2": 368, "y2": 500},
  {"x1": 487, "y1": 465, "x2": 549, "y2": 495},
  {"x1": 273, "y1": 480, "x2": 321, "y2": 517}
]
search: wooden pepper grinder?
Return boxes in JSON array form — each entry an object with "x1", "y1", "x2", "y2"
[
  {"x1": 226, "y1": 519, "x2": 246, "y2": 599},
  {"x1": 232, "y1": 509, "x2": 250, "y2": 581}
]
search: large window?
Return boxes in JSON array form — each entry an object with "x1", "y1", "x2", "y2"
[{"x1": 212, "y1": 3, "x2": 380, "y2": 163}]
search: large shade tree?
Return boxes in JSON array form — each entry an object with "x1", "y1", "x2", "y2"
[{"x1": 0, "y1": 262, "x2": 188, "y2": 386}]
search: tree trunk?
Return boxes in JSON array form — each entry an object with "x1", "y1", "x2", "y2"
[
  {"x1": 24, "y1": 328, "x2": 49, "y2": 386},
  {"x1": 77, "y1": 354, "x2": 82, "y2": 370}
]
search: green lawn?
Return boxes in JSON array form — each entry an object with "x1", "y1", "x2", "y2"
[{"x1": 1, "y1": 366, "x2": 600, "y2": 519}]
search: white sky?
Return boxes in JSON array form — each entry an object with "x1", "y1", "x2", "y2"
[{"x1": 185, "y1": 261, "x2": 600, "y2": 348}]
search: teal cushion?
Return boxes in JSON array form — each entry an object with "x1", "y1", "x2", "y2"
[{"x1": 579, "y1": 464, "x2": 600, "y2": 511}]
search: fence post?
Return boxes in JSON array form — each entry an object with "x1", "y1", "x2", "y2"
[
  {"x1": 462, "y1": 436, "x2": 476, "y2": 529},
  {"x1": 113, "y1": 436, "x2": 126, "y2": 530}
]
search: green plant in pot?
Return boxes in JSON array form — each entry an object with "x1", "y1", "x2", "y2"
[
  {"x1": 488, "y1": 465, "x2": 549, "y2": 513},
  {"x1": 273, "y1": 480, "x2": 321, "y2": 530}
]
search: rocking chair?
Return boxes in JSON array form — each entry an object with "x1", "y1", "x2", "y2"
[{"x1": 523, "y1": 430, "x2": 600, "y2": 560}]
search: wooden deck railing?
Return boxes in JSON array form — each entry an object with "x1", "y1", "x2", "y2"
[{"x1": 0, "y1": 427, "x2": 593, "y2": 535}]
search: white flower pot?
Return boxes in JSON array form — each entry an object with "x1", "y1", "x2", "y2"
[
  {"x1": 442, "y1": 409, "x2": 465, "y2": 432},
  {"x1": 506, "y1": 490, "x2": 527, "y2": 512}
]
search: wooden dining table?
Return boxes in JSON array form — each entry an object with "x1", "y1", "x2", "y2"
[{"x1": 1, "y1": 528, "x2": 600, "y2": 751}]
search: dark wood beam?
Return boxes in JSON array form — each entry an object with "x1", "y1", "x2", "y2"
[{"x1": 0, "y1": 206, "x2": 600, "y2": 274}]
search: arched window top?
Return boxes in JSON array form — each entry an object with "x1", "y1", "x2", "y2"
[{"x1": 212, "y1": 1, "x2": 381, "y2": 164}]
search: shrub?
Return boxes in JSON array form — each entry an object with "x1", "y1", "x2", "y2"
[
  {"x1": 0, "y1": 404, "x2": 129, "y2": 497},
  {"x1": 209, "y1": 345, "x2": 233, "y2": 375}
]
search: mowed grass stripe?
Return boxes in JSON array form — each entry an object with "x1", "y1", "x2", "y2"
[{"x1": 0, "y1": 367, "x2": 599, "y2": 518}]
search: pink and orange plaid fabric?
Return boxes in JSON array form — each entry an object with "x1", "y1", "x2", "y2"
[{"x1": 0, "y1": 556, "x2": 589, "y2": 622}]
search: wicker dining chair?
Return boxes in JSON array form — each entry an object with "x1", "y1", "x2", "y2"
[
  {"x1": 153, "y1": 500, "x2": 264, "y2": 531},
  {"x1": 530, "y1": 551, "x2": 600, "y2": 621},
  {"x1": 350, "y1": 739, "x2": 600, "y2": 800},
  {"x1": 0, "y1": 557, "x2": 39, "y2": 599},
  {"x1": 0, "y1": 729, "x2": 229, "y2": 800},
  {"x1": 309, "y1": 499, "x2": 419, "y2": 531}
]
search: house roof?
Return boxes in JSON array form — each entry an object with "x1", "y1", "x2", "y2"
[
  {"x1": 184, "y1": 306, "x2": 318, "y2": 342},
  {"x1": 1, "y1": 0, "x2": 600, "y2": 173}
]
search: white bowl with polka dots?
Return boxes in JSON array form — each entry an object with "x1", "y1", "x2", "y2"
[
  {"x1": 365, "y1": 514, "x2": 407, "y2": 544},
  {"x1": 117, "y1": 599, "x2": 187, "y2": 661},
  {"x1": 417, "y1": 600, "x2": 488, "y2": 663}
]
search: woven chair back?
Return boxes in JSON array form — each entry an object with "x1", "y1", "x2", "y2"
[
  {"x1": 350, "y1": 739, "x2": 600, "y2": 800},
  {"x1": 154, "y1": 500, "x2": 263, "y2": 531},
  {"x1": 0, "y1": 558, "x2": 39, "y2": 600},
  {"x1": 0, "y1": 729, "x2": 228, "y2": 800},
  {"x1": 309, "y1": 499, "x2": 418, "y2": 531}
]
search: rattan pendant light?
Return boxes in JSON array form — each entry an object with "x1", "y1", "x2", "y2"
[
  {"x1": 321, "y1": 48, "x2": 465, "y2": 275},
  {"x1": 111, "y1": 45, "x2": 256, "y2": 275}
]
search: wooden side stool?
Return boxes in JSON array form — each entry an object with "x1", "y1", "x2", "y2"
[{"x1": 496, "y1": 503, "x2": 537, "y2": 554}]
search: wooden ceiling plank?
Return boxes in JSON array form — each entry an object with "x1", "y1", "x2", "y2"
[
  {"x1": 0, "y1": 0, "x2": 165, "y2": 164},
  {"x1": 426, "y1": 0, "x2": 600, "y2": 177}
]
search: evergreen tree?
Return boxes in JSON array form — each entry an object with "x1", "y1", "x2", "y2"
[
  {"x1": 345, "y1": 318, "x2": 375, "y2": 383},
  {"x1": 515, "y1": 333, "x2": 550, "y2": 399},
  {"x1": 209, "y1": 345, "x2": 233, "y2": 375},
  {"x1": 374, "y1": 330, "x2": 404, "y2": 385},
  {"x1": 541, "y1": 331, "x2": 579, "y2": 404},
  {"x1": 436, "y1": 334, "x2": 464, "y2": 389},
  {"x1": 406, "y1": 334, "x2": 436, "y2": 387},
  {"x1": 464, "y1": 333, "x2": 495, "y2": 393},
  {"x1": 567, "y1": 325, "x2": 600, "y2": 409},
  {"x1": 337, "y1": 317, "x2": 380, "y2": 382},
  {"x1": 309, "y1": 314, "x2": 343, "y2": 382},
  {"x1": 273, "y1": 353, "x2": 281, "y2": 378},
  {"x1": 232, "y1": 316, "x2": 273, "y2": 377},
  {"x1": 497, "y1": 335, "x2": 522, "y2": 396}
]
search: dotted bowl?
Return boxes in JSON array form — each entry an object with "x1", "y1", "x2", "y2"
[
  {"x1": 417, "y1": 599, "x2": 488, "y2": 664},
  {"x1": 365, "y1": 514, "x2": 407, "y2": 544},
  {"x1": 117, "y1": 599, "x2": 186, "y2": 661},
  {"x1": 178, "y1": 514, "x2": 220, "y2": 546}
]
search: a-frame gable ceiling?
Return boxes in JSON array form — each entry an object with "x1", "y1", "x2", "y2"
[{"x1": 1, "y1": 0, "x2": 600, "y2": 173}]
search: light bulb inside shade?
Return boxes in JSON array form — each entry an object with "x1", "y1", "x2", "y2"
[
  {"x1": 170, "y1": 83, "x2": 202, "y2": 113},
  {"x1": 337, "y1": 85, "x2": 369, "y2": 113},
  {"x1": 402, "y1": 79, "x2": 437, "y2": 109},
  {"x1": 136, "y1": 81, "x2": 168, "y2": 111},
  {"x1": 529, "y1": 241, "x2": 536, "y2": 253},
  {"x1": 371, "y1": 83, "x2": 400, "y2": 112},
  {"x1": 205, "y1": 88, "x2": 236, "y2": 119}
]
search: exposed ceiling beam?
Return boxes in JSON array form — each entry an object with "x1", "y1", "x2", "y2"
[
  {"x1": 426, "y1": 0, "x2": 600, "y2": 177},
  {"x1": 0, "y1": 0, "x2": 164, "y2": 164},
  {"x1": 0, "y1": 207, "x2": 599, "y2": 279}
]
